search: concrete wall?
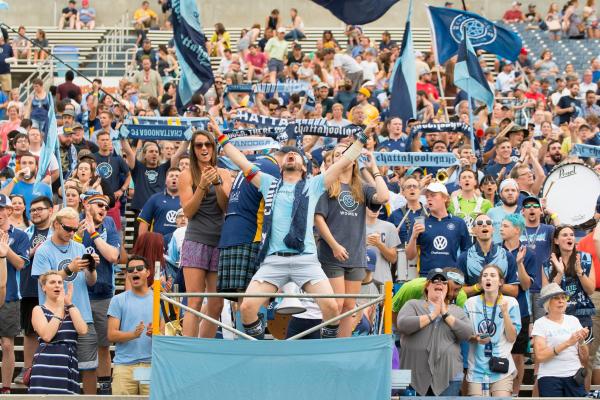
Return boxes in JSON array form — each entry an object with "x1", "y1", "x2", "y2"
[{"x1": 1, "y1": 0, "x2": 531, "y2": 28}]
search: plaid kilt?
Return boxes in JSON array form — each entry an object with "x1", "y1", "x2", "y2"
[{"x1": 217, "y1": 242, "x2": 261, "y2": 293}]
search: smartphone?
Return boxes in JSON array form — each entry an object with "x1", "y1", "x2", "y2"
[{"x1": 479, "y1": 333, "x2": 490, "y2": 339}]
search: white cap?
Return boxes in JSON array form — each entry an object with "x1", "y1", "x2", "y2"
[
  {"x1": 425, "y1": 182, "x2": 449, "y2": 196},
  {"x1": 499, "y1": 178, "x2": 519, "y2": 192},
  {"x1": 362, "y1": 80, "x2": 376, "y2": 87},
  {"x1": 277, "y1": 27, "x2": 286, "y2": 33},
  {"x1": 415, "y1": 50, "x2": 423, "y2": 58}
]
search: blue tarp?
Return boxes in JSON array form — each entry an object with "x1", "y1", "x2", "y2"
[{"x1": 150, "y1": 335, "x2": 393, "y2": 400}]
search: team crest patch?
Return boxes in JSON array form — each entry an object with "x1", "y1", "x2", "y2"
[{"x1": 450, "y1": 15, "x2": 497, "y2": 46}]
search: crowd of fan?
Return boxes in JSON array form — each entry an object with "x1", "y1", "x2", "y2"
[{"x1": 0, "y1": 0, "x2": 597, "y2": 397}]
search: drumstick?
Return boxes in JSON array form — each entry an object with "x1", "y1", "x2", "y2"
[{"x1": 543, "y1": 181, "x2": 555, "y2": 200}]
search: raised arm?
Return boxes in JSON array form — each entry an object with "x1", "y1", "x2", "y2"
[
  {"x1": 323, "y1": 131, "x2": 369, "y2": 189},
  {"x1": 120, "y1": 138, "x2": 136, "y2": 170}
]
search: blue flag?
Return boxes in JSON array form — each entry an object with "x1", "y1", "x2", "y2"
[
  {"x1": 35, "y1": 94, "x2": 57, "y2": 187},
  {"x1": 426, "y1": 6, "x2": 522, "y2": 64},
  {"x1": 311, "y1": 0, "x2": 400, "y2": 25},
  {"x1": 454, "y1": 32, "x2": 495, "y2": 112},
  {"x1": 389, "y1": 0, "x2": 416, "y2": 125},
  {"x1": 170, "y1": 0, "x2": 214, "y2": 113}
]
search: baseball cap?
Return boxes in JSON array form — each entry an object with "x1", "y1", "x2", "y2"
[
  {"x1": 317, "y1": 82, "x2": 329, "y2": 89},
  {"x1": 278, "y1": 146, "x2": 306, "y2": 166},
  {"x1": 63, "y1": 109, "x2": 75, "y2": 117},
  {"x1": 277, "y1": 27, "x2": 286, "y2": 34},
  {"x1": 445, "y1": 270, "x2": 465, "y2": 285},
  {"x1": 78, "y1": 149, "x2": 94, "y2": 161},
  {"x1": 366, "y1": 248, "x2": 377, "y2": 272},
  {"x1": 358, "y1": 87, "x2": 371, "y2": 97},
  {"x1": 362, "y1": 80, "x2": 376, "y2": 87},
  {"x1": 72, "y1": 122, "x2": 84, "y2": 130},
  {"x1": 426, "y1": 268, "x2": 447, "y2": 281},
  {"x1": 406, "y1": 167, "x2": 423, "y2": 176},
  {"x1": 522, "y1": 195, "x2": 541, "y2": 206},
  {"x1": 81, "y1": 190, "x2": 109, "y2": 206},
  {"x1": 419, "y1": 68, "x2": 431, "y2": 77},
  {"x1": 425, "y1": 182, "x2": 449, "y2": 196},
  {"x1": 499, "y1": 178, "x2": 519, "y2": 192},
  {"x1": 0, "y1": 194, "x2": 12, "y2": 208}
]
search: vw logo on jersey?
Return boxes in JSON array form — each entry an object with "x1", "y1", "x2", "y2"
[
  {"x1": 450, "y1": 15, "x2": 497, "y2": 46},
  {"x1": 146, "y1": 170, "x2": 159, "y2": 184},
  {"x1": 338, "y1": 191, "x2": 359, "y2": 213},
  {"x1": 85, "y1": 246, "x2": 96, "y2": 254},
  {"x1": 59, "y1": 259, "x2": 77, "y2": 281},
  {"x1": 477, "y1": 319, "x2": 497, "y2": 337},
  {"x1": 96, "y1": 162, "x2": 113, "y2": 179},
  {"x1": 433, "y1": 236, "x2": 448, "y2": 251},
  {"x1": 166, "y1": 210, "x2": 178, "y2": 224}
]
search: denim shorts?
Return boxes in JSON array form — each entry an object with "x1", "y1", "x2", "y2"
[{"x1": 252, "y1": 253, "x2": 328, "y2": 290}]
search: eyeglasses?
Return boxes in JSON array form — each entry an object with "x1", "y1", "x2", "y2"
[
  {"x1": 551, "y1": 294, "x2": 569, "y2": 301},
  {"x1": 126, "y1": 264, "x2": 146, "y2": 273},
  {"x1": 523, "y1": 203, "x2": 541, "y2": 209},
  {"x1": 474, "y1": 220, "x2": 493, "y2": 226},
  {"x1": 194, "y1": 141, "x2": 213, "y2": 149},
  {"x1": 403, "y1": 184, "x2": 419, "y2": 190},
  {"x1": 60, "y1": 223, "x2": 78, "y2": 233},
  {"x1": 518, "y1": 171, "x2": 533, "y2": 177},
  {"x1": 30, "y1": 207, "x2": 48, "y2": 214}
]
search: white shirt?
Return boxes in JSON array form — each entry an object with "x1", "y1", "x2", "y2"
[
  {"x1": 333, "y1": 53, "x2": 362, "y2": 74},
  {"x1": 495, "y1": 71, "x2": 516, "y2": 93},
  {"x1": 360, "y1": 60, "x2": 379, "y2": 82},
  {"x1": 531, "y1": 315, "x2": 583, "y2": 378},
  {"x1": 580, "y1": 82, "x2": 598, "y2": 95}
]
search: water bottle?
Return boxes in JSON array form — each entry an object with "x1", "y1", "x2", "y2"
[
  {"x1": 403, "y1": 387, "x2": 416, "y2": 396},
  {"x1": 482, "y1": 374, "x2": 490, "y2": 397}
]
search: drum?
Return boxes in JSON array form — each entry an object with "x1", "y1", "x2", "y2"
[
  {"x1": 396, "y1": 247, "x2": 417, "y2": 282},
  {"x1": 542, "y1": 162, "x2": 600, "y2": 230}
]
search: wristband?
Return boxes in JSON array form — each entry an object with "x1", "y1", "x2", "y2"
[
  {"x1": 12, "y1": 177, "x2": 18, "y2": 184},
  {"x1": 427, "y1": 313, "x2": 433, "y2": 323},
  {"x1": 244, "y1": 164, "x2": 261, "y2": 183},
  {"x1": 217, "y1": 134, "x2": 230, "y2": 147},
  {"x1": 473, "y1": 283, "x2": 482, "y2": 293},
  {"x1": 73, "y1": 234, "x2": 83, "y2": 243},
  {"x1": 550, "y1": 213, "x2": 558, "y2": 220},
  {"x1": 65, "y1": 304, "x2": 75, "y2": 310},
  {"x1": 64, "y1": 265, "x2": 74, "y2": 277},
  {"x1": 553, "y1": 346, "x2": 559, "y2": 356},
  {"x1": 90, "y1": 231, "x2": 100, "y2": 240},
  {"x1": 373, "y1": 173, "x2": 382, "y2": 178},
  {"x1": 441, "y1": 312, "x2": 450, "y2": 321},
  {"x1": 342, "y1": 140, "x2": 364, "y2": 162}
]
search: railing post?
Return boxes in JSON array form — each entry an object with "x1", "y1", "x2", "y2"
[
  {"x1": 384, "y1": 281, "x2": 393, "y2": 335},
  {"x1": 152, "y1": 262, "x2": 161, "y2": 335}
]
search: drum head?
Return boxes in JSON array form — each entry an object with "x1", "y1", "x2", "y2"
[{"x1": 542, "y1": 163, "x2": 600, "y2": 228}]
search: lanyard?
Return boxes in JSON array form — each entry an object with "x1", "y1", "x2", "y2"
[
  {"x1": 481, "y1": 294, "x2": 499, "y2": 335},
  {"x1": 524, "y1": 225, "x2": 541, "y2": 249}
]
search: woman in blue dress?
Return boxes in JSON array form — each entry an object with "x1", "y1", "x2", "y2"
[{"x1": 29, "y1": 271, "x2": 88, "y2": 395}]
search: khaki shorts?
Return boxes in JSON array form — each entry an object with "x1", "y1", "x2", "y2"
[
  {"x1": 468, "y1": 372, "x2": 515, "y2": 396},
  {"x1": 0, "y1": 74, "x2": 12, "y2": 92},
  {"x1": 112, "y1": 363, "x2": 150, "y2": 396}
]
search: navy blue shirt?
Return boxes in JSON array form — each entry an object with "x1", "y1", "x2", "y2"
[
  {"x1": 130, "y1": 160, "x2": 171, "y2": 210},
  {"x1": 4, "y1": 226, "x2": 31, "y2": 302},
  {"x1": 458, "y1": 242, "x2": 519, "y2": 287},
  {"x1": 93, "y1": 152, "x2": 129, "y2": 193},
  {"x1": 83, "y1": 216, "x2": 121, "y2": 300},
  {"x1": 22, "y1": 226, "x2": 51, "y2": 298},
  {"x1": 219, "y1": 156, "x2": 281, "y2": 248},
  {"x1": 389, "y1": 206, "x2": 427, "y2": 244},
  {"x1": 411, "y1": 214, "x2": 470, "y2": 277},
  {"x1": 504, "y1": 242, "x2": 536, "y2": 318},
  {"x1": 520, "y1": 223, "x2": 555, "y2": 293},
  {"x1": 484, "y1": 161, "x2": 516, "y2": 179},
  {"x1": 0, "y1": 44, "x2": 14, "y2": 75},
  {"x1": 378, "y1": 137, "x2": 409, "y2": 153},
  {"x1": 138, "y1": 191, "x2": 180, "y2": 239}
]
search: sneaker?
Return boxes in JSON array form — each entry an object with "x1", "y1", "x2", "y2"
[
  {"x1": 98, "y1": 381, "x2": 112, "y2": 395},
  {"x1": 14, "y1": 368, "x2": 25, "y2": 384},
  {"x1": 0, "y1": 388, "x2": 10, "y2": 394}
]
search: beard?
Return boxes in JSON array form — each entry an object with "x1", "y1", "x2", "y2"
[
  {"x1": 502, "y1": 198, "x2": 518, "y2": 207},
  {"x1": 550, "y1": 153, "x2": 563, "y2": 163}
]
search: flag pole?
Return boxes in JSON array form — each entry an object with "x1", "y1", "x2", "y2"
[
  {"x1": 434, "y1": 67, "x2": 450, "y2": 121},
  {"x1": 463, "y1": 29, "x2": 476, "y2": 153}
]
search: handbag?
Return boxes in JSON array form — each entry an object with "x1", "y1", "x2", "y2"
[
  {"x1": 547, "y1": 19, "x2": 561, "y2": 31},
  {"x1": 489, "y1": 356, "x2": 510, "y2": 374},
  {"x1": 573, "y1": 367, "x2": 586, "y2": 385}
]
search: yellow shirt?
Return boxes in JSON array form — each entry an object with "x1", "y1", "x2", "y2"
[
  {"x1": 264, "y1": 38, "x2": 288, "y2": 61},
  {"x1": 133, "y1": 8, "x2": 158, "y2": 22}
]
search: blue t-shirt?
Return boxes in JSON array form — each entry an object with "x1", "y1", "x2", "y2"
[
  {"x1": 93, "y1": 152, "x2": 129, "y2": 193},
  {"x1": 4, "y1": 181, "x2": 53, "y2": 218},
  {"x1": 389, "y1": 206, "x2": 426, "y2": 245},
  {"x1": 543, "y1": 251, "x2": 595, "y2": 322},
  {"x1": 504, "y1": 243, "x2": 536, "y2": 318},
  {"x1": 483, "y1": 161, "x2": 516, "y2": 179},
  {"x1": 220, "y1": 156, "x2": 281, "y2": 248},
  {"x1": 3, "y1": 226, "x2": 30, "y2": 302},
  {"x1": 138, "y1": 191, "x2": 180, "y2": 240},
  {"x1": 0, "y1": 44, "x2": 14, "y2": 75},
  {"x1": 378, "y1": 137, "x2": 409, "y2": 153},
  {"x1": 31, "y1": 239, "x2": 92, "y2": 323},
  {"x1": 22, "y1": 226, "x2": 51, "y2": 298},
  {"x1": 83, "y1": 216, "x2": 121, "y2": 300},
  {"x1": 259, "y1": 173, "x2": 325, "y2": 255},
  {"x1": 411, "y1": 214, "x2": 470, "y2": 277},
  {"x1": 487, "y1": 206, "x2": 519, "y2": 245},
  {"x1": 0, "y1": 91, "x2": 8, "y2": 120},
  {"x1": 458, "y1": 242, "x2": 519, "y2": 288},
  {"x1": 107, "y1": 290, "x2": 153, "y2": 365},
  {"x1": 520, "y1": 224, "x2": 554, "y2": 293},
  {"x1": 130, "y1": 160, "x2": 171, "y2": 210}
]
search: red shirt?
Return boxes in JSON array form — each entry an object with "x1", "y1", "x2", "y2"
[
  {"x1": 525, "y1": 91, "x2": 546, "y2": 104},
  {"x1": 245, "y1": 52, "x2": 267, "y2": 69},
  {"x1": 578, "y1": 233, "x2": 600, "y2": 289},
  {"x1": 503, "y1": 10, "x2": 523, "y2": 21},
  {"x1": 416, "y1": 82, "x2": 439, "y2": 100}
]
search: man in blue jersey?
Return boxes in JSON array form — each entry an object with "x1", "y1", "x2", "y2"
[
  {"x1": 488, "y1": 179, "x2": 520, "y2": 244},
  {"x1": 217, "y1": 154, "x2": 281, "y2": 295},
  {"x1": 406, "y1": 182, "x2": 470, "y2": 277},
  {"x1": 211, "y1": 117, "x2": 387, "y2": 339},
  {"x1": 31, "y1": 207, "x2": 99, "y2": 395},
  {"x1": 75, "y1": 191, "x2": 120, "y2": 394},
  {"x1": 137, "y1": 167, "x2": 181, "y2": 244},
  {"x1": 459, "y1": 213, "x2": 519, "y2": 298},
  {"x1": 377, "y1": 117, "x2": 409, "y2": 152},
  {"x1": 0, "y1": 194, "x2": 30, "y2": 395}
]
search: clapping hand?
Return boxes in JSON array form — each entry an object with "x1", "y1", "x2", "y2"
[
  {"x1": 516, "y1": 246, "x2": 526, "y2": 265},
  {"x1": 133, "y1": 321, "x2": 145, "y2": 338},
  {"x1": 64, "y1": 282, "x2": 74, "y2": 306},
  {"x1": 0, "y1": 230, "x2": 9, "y2": 258}
]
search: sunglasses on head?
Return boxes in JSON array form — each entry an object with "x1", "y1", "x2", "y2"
[
  {"x1": 523, "y1": 203, "x2": 541, "y2": 209},
  {"x1": 194, "y1": 141, "x2": 213, "y2": 149},
  {"x1": 126, "y1": 264, "x2": 146, "y2": 273},
  {"x1": 474, "y1": 220, "x2": 493, "y2": 226},
  {"x1": 60, "y1": 223, "x2": 78, "y2": 233}
]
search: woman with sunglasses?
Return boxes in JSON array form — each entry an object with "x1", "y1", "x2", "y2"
[
  {"x1": 464, "y1": 264, "x2": 521, "y2": 397},
  {"x1": 532, "y1": 283, "x2": 589, "y2": 397},
  {"x1": 314, "y1": 145, "x2": 388, "y2": 337},
  {"x1": 397, "y1": 268, "x2": 473, "y2": 396},
  {"x1": 542, "y1": 225, "x2": 595, "y2": 345},
  {"x1": 8, "y1": 194, "x2": 29, "y2": 229},
  {"x1": 178, "y1": 126, "x2": 231, "y2": 339}
]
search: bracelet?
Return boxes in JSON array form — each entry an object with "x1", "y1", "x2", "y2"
[
  {"x1": 441, "y1": 312, "x2": 450, "y2": 321},
  {"x1": 64, "y1": 265, "x2": 73, "y2": 277},
  {"x1": 90, "y1": 231, "x2": 100, "y2": 240},
  {"x1": 373, "y1": 173, "x2": 382, "y2": 178},
  {"x1": 12, "y1": 177, "x2": 18, "y2": 184},
  {"x1": 473, "y1": 283, "x2": 482, "y2": 293},
  {"x1": 217, "y1": 134, "x2": 230, "y2": 147},
  {"x1": 73, "y1": 234, "x2": 83, "y2": 243},
  {"x1": 427, "y1": 313, "x2": 433, "y2": 323},
  {"x1": 65, "y1": 304, "x2": 75, "y2": 310},
  {"x1": 553, "y1": 346, "x2": 559, "y2": 356}
]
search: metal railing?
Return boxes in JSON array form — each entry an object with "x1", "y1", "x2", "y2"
[
  {"x1": 151, "y1": 269, "x2": 394, "y2": 341},
  {"x1": 17, "y1": 52, "x2": 54, "y2": 104}
]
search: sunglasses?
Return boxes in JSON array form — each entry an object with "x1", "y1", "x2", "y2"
[
  {"x1": 126, "y1": 264, "x2": 146, "y2": 273},
  {"x1": 431, "y1": 278, "x2": 448, "y2": 285},
  {"x1": 474, "y1": 220, "x2": 493, "y2": 226},
  {"x1": 194, "y1": 141, "x2": 213, "y2": 149},
  {"x1": 60, "y1": 223, "x2": 78, "y2": 233},
  {"x1": 93, "y1": 203, "x2": 110, "y2": 210},
  {"x1": 523, "y1": 203, "x2": 541, "y2": 209}
]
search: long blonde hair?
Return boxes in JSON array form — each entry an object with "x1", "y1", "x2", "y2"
[{"x1": 326, "y1": 144, "x2": 364, "y2": 204}]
